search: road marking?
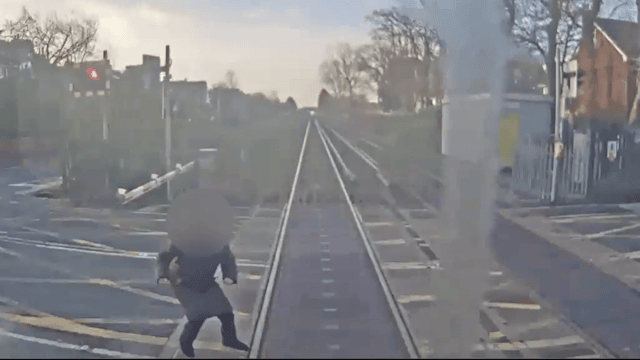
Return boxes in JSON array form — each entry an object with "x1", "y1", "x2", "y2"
[
  {"x1": 320, "y1": 234, "x2": 328, "y2": 238},
  {"x1": 244, "y1": 274, "x2": 261, "y2": 280},
  {"x1": 324, "y1": 324, "x2": 339, "y2": 330},
  {"x1": 568, "y1": 354, "x2": 601, "y2": 359},
  {"x1": 322, "y1": 279, "x2": 334, "y2": 284},
  {"x1": 525, "y1": 335, "x2": 584, "y2": 349},
  {"x1": 584, "y1": 222, "x2": 640, "y2": 239},
  {"x1": 124, "y1": 231, "x2": 168, "y2": 236},
  {"x1": 328, "y1": 344, "x2": 340, "y2": 351},
  {"x1": 0, "y1": 328, "x2": 154, "y2": 359},
  {"x1": 322, "y1": 292, "x2": 335, "y2": 297},
  {"x1": 0, "y1": 236, "x2": 158, "y2": 259},
  {"x1": 320, "y1": 249, "x2": 330, "y2": 253},
  {"x1": 397, "y1": 294, "x2": 436, "y2": 304},
  {"x1": 375, "y1": 239, "x2": 405, "y2": 245},
  {"x1": 365, "y1": 222, "x2": 395, "y2": 227},
  {"x1": 552, "y1": 214, "x2": 637, "y2": 223},
  {"x1": 360, "y1": 138, "x2": 383, "y2": 150},
  {"x1": 322, "y1": 268, "x2": 331, "y2": 272},
  {"x1": 0, "y1": 312, "x2": 167, "y2": 346},
  {"x1": 489, "y1": 331, "x2": 504, "y2": 339},
  {"x1": 320, "y1": 242, "x2": 329, "y2": 245},
  {"x1": 0, "y1": 278, "x2": 152, "y2": 285},
  {"x1": 382, "y1": 262, "x2": 428, "y2": 270},
  {"x1": 321, "y1": 258, "x2": 330, "y2": 262},
  {"x1": 483, "y1": 301, "x2": 541, "y2": 310},
  {"x1": 72, "y1": 239, "x2": 115, "y2": 250},
  {"x1": 489, "y1": 271, "x2": 503, "y2": 276},
  {"x1": 73, "y1": 318, "x2": 182, "y2": 325},
  {"x1": 323, "y1": 308, "x2": 337, "y2": 312}
]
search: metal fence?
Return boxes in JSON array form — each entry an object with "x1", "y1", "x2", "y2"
[{"x1": 511, "y1": 130, "x2": 591, "y2": 202}]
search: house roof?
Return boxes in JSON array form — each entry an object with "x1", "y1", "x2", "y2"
[{"x1": 595, "y1": 18, "x2": 640, "y2": 59}]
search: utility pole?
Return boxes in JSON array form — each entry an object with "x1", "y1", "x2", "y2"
[
  {"x1": 162, "y1": 45, "x2": 173, "y2": 202},
  {"x1": 550, "y1": 47, "x2": 563, "y2": 205}
]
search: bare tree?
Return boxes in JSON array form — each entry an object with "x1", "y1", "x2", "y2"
[
  {"x1": 319, "y1": 42, "x2": 366, "y2": 100},
  {"x1": 269, "y1": 91, "x2": 279, "y2": 103},
  {"x1": 0, "y1": 7, "x2": 99, "y2": 66},
  {"x1": 225, "y1": 70, "x2": 238, "y2": 89},
  {"x1": 360, "y1": 8, "x2": 443, "y2": 110}
]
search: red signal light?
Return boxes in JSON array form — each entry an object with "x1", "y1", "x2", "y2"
[{"x1": 86, "y1": 68, "x2": 99, "y2": 81}]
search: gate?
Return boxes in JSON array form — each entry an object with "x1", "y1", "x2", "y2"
[{"x1": 511, "y1": 129, "x2": 591, "y2": 202}]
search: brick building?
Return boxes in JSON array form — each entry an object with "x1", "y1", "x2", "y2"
[{"x1": 572, "y1": 18, "x2": 640, "y2": 126}]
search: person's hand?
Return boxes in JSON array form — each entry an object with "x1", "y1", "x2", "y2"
[{"x1": 223, "y1": 278, "x2": 236, "y2": 285}]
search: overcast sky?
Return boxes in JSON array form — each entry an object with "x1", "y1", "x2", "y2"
[{"x1": 1, "y1": 0, "x2": 396, "y2": 107}]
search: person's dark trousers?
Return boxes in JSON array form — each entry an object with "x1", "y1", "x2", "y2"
[{"x1": 179, "y1": 312, "x2": 249, "y2": 357}]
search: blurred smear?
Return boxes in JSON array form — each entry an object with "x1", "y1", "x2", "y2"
[{"x1": 398, "y1": 0, "x2": 512, "y2": 357}]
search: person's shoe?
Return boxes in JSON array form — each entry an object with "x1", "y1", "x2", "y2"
[
  {"x1": 222, "y1": 338, "x2": 250, "y2": 352},
  {"x1": 179, "y1": 334, "x2": 196, "y2": 358},
  {"x1": 180, "y1": 320, "x2": 204, "y2": 358}
]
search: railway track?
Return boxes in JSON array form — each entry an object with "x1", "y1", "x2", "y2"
[
  {"x1": 246, "y1": 119, "x2": 420, "y2": 358},
  {"x1": 318, "y1": 120, "x2": 614, "y2": 359}
]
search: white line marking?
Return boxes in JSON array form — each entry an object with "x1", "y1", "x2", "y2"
[
  {"x1": 397, "y1": 295, "x2": 436, "y2": 304},
  {"x1": 320, "y1": 234, "x2": 328, "y2": 238},
  {"x1": 365, "y1": 222, "x2": 395, "y2": 227},
  {"x1": 324, "y1": 324, "x2": 339, "y2": 330},
  {"x1": 552, "y1": 214, "x2": 638, "y2": 223},
  {"x1": 323, "y1": 308, "x2": 337, "y2": 312},
  {"x1": 321, "y1": 258, "x2": 330, "y2": 262},
  {"x1": 483, "y1": 301, "x2": 541, "y2": 310},
  {"x1": 360, "y1": 138, "x2": 383, "y2": 150},
  {"x1": 584, "y1": 222, "x2": 640, "y2": 239},
  {"x1": 322, "y1": 279, "x2": 334, "y2": 284},
  {"x1": 322, "y1": 292, "x2": 335, "y2": 297},
  {"x1": 124, "y1": 231, "x2": 168, "y2": 236},
  {"x1": 489, "y1": 271, "x2": 503, "y2": 276},
  {"x1": 320, "y1": 242, "x2": 329, "y2": 245},
  {"x1": 0, "y1": 328, "x2": 154, "y2": 359},
  {"x1": 328, "y1": 344, "x2": 340, "y2": 351},
  {"x1": 382, "y1": 262, "x2": 428, "y2": 270},
  {"x1": 320, "y1": 249, "x2": 330, "y2": 253},
  {"x1": 375, "y1": 239, "x2": 405, "y2": 245},
  {"x1": 322, "y1": 268, "x2": 331, "y2": 272}
]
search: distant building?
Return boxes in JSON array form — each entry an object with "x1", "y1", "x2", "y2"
[{"x1": 572, "y1": 18, "x2": 640, "y2": 126}]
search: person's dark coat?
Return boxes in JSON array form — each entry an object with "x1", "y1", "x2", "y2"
[{"x1": 158, "y1": 244, "x2": 237, "y2": 321}]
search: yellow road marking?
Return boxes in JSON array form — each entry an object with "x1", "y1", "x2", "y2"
[
  {"x1": 73, "y1": 318, "x2": 182, "y2": 325},
  {"x1": 397, "y1": 294, "x2": 436, "y2": 304},
  {"x1": 0, "y1": 328, "x2": 155, "y2": 359},
  {"x1": 472, "y1": 335, "x2": 583, "y2": 352},
  {"x1": 489, "y1": 331, "x2": 504, "y2": 339},
  {"x1": 483, "y1": 301, "x2": 541, "y2": 310},
  {"x1": 0, "y1": 312, "x2": 167, "y2": 346}
]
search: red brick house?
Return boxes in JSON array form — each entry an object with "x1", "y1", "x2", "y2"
[{"x1": 572, "y1": 18, "x2": 640, "y2": 125}]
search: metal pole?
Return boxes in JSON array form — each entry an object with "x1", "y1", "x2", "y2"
[
  {"x1": 550, "y1": 47, "x2": 562, "y2": 204},
  {"x1": 163, "y1": 45, "x2": 172, "y2": 202}
]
